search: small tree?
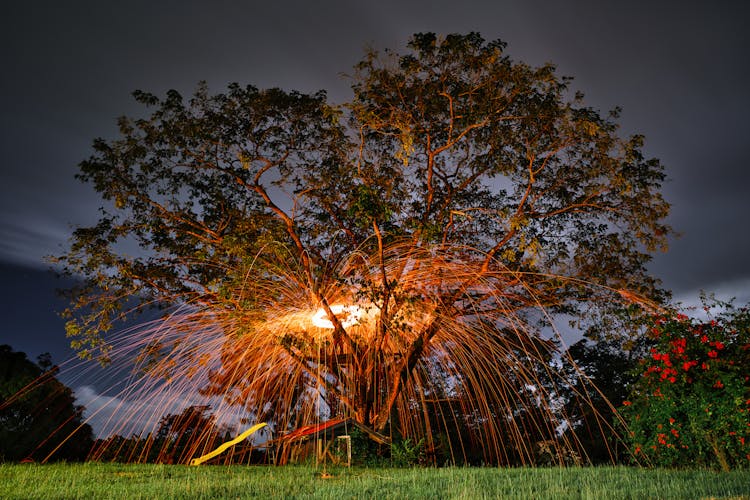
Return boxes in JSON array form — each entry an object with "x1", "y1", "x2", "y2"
[
  {"x1": 560, "y1": 333, "x2": 652, "y2": 463},
  {"x1": 153, "y1": 405, "x2": 224, "y2": 464},
  {"x1": 0, "y1": 345, "x2": 94, "y2": 462},
  {"x1": 620, "y1": 300, "x2": 750, "y2": 470}
]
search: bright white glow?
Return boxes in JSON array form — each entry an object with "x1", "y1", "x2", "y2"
[{"x1": 311, "y1": 304, "x2": 365, "y2": 329}]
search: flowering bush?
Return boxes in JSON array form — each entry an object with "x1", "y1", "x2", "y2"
[{"x1": 620, "y1": 301, "x2": 750, "y2": 470}]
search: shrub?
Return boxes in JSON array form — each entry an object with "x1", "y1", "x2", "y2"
[{"x1": 620, "y1": 300, "x2": 750, "y2": 470}]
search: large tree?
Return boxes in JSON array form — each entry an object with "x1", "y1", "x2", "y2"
[{"x1": 58, "y1": 33, "x2": 671, "y2": 464}]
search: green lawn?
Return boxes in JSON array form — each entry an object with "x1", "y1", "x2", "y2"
[{"x1": 1, "y1": 463, "x2": 748, "y2": 499}]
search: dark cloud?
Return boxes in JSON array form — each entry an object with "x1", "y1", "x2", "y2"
[{"x1": 0, "y1": 262, "x2": 75, "y2": 362}]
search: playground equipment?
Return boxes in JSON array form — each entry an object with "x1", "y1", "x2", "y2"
[{"x1": 189, "y1": 422, "x2": 267, "y2": 466}]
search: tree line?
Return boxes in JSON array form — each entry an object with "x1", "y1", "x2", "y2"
[{"x1": 4, "y1": 297, "x2": 746, "y2": 469}]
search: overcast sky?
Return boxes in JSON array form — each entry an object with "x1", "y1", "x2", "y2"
[{"x1": 2, "y1": 1, "x2": 749, "y2": 365}]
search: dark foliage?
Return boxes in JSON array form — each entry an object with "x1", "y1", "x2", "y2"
[{"x1": 0, "y1": 345, "x2": 94, "y2": 462}]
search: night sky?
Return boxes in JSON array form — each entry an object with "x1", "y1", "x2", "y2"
[{"x1": 2, "y1": 1, "x2": 749, "y2": 366}]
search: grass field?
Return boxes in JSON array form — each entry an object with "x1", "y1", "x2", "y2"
[{"x1": 1, "y1": 463, "x2": 748, "y2": 499}]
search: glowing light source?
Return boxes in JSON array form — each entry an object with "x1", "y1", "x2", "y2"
[{"x1": 311, "y1": 304, "x2": 365, "y2": 329}]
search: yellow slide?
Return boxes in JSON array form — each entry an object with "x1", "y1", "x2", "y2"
[{"x1": 189, "y1": 422, "x2": 267, "y2": 466}]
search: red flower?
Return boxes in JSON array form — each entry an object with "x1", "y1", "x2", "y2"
[
  {"x1": 701, "y1": 335, "x2": 709, "y2": 343},
  {"x1": 708, "y1": 350, "x2": 718, "y2": 358},
  {"x1": 714, "y1": 380, "x2": 724, "y2": 389},
  {"x1": 714, "y1": 341, "x2": 725, "y2": 350},
  {"x1": 669, "y1": 418, "x2": 676, "y2": 424},
  {"x1": 682, "y1": 361, "x2": 697, "y2": 371},
  {"x1": 622, "y1": 400, "x2": 632, "y2": 406}
]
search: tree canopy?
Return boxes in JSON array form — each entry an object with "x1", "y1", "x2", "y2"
[{"x1": 58, "y1": 33, "x2": 671, "y2": 464}]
